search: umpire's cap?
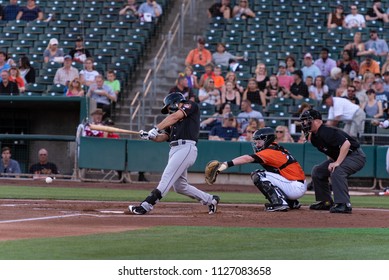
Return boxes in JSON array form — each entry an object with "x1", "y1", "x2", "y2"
[{"x1": 161, "y1": 92, "x2": 186, "y2": 114}]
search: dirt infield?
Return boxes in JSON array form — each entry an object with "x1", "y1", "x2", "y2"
[{"x1": 1, "y1": 180, "x2": 389, "y2": 241}]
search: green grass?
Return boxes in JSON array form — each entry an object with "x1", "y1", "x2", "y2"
[{"x1": 1, "y1": 227, "x2": 389, "y2": 260}]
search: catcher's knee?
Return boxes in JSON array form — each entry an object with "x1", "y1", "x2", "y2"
[
  {"x1": 251, "y1": 169, "x2": 266, "y2": 185},
  {"x1": 144, "y1": 188, "x2": 162, "y2": 206}
]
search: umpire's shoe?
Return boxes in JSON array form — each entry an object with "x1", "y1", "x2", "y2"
[
  {"x1": 128, "y1": 205, "x2": 148, "y2": 215},
  {"x1": 309, "y1": 201, "x2": 334, "y2": 211},
  {"x1": 330, "y1": 203, "x2": 352, "y2": 214},
  {"x1": 208, "y1": 195, "x2": 220, "y2": 214}
]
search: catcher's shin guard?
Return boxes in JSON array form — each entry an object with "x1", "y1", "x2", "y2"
[
  {"x1": 144, "y1": 188, "x2": 162, "y2": 206},
  {"x1": 251, "y1": 172, "x2": 287, "y2": 205}
]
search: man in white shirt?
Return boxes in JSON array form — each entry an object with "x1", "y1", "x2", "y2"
[
  {"x1": 344, "y1": 5, "x2": 366, "y2": 28},
  {"x1": 301, "y1": 53, "x2": 321, "y2": 81},
  {"x1": 322, "y1": 94, "x2": 366, "y2": 138},
  {"x1": 53, "y1": 55, "x2": 79, "y2": 86}
]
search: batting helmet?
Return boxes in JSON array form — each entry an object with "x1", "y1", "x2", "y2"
[
  {"x1": 252, "y1": 127, "x2": 275, "y2": 152},
  {"x1": 161, "y1": 92, "x2": 186, "y2": 114},
  {"x1": 299, "y1": 109, "x2": 322, "y2": 134}
]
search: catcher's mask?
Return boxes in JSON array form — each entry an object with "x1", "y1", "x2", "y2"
[
  {"x1": 252, "y1": 127, "x2": 276, "y2": 152},
  {"x1": 299, "y1": 109, "x2": 322, "y2": 135},
  {"x1": 161, "y1": 92, "x2": 186, "y2": 114}
]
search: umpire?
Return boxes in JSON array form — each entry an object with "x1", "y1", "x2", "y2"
[{"x1": 300, "y1": 109, "x2": 366, "y2": 214}]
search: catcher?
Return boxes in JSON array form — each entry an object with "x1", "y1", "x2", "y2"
[{"x1": 205, "y1": 127, "x2": 306, "y2": 212}]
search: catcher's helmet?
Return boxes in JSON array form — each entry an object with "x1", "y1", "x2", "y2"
[
  {"x1": 161, "y1": 92, "x2": 186, "y2": 114},
  {"x1": 299, "y1": 109, "x2": 322, "y2": 134},
  {"x1": 252, "y1": 127, "x2": 276, "y2": 152}
]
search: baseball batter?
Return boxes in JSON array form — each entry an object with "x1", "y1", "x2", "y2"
[
  {"x1": 128, "y1": 92, "x2": 220, "y2": 215},
  {"x1": 206, "y1": 127, "x2": 306, "y2": 212}
]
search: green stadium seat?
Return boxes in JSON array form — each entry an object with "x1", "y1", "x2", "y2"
[{"x1": 45, "y1": 84, "x2": 67, "y2": 96}]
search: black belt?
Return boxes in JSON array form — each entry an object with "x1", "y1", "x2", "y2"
[
  {"x1": 170, "y1": 140, "x2": 186, "y2": 147},
  {"x1": 297, "y1": 180, "x2": 305, "y2": 184}
]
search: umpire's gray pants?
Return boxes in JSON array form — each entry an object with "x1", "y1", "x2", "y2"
[{"x1": 311, "y1": 148, "x2": 366, "y2": 204}]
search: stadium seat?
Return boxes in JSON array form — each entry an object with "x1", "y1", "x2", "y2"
[
  {"x1": 24, "y1": 83, "x2": 47, "y2": 96},
  {"x1": 45, "y1": 84, "x2": 67, "y2": 96},
  {"x1": 199, "y1": 103, "x2": 216, "y2": 116}
]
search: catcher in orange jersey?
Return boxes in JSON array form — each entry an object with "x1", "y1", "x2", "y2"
[{"x1": 215, "y1": 127, "x2": 306, "y2": 212}]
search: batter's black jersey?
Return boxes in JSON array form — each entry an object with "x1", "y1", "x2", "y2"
[
  {"x1": 166, "y1": 100, "x2": 200, "y2": 142},
  {"x1": 311, "y1": 125, "x2": 360, "y2": 160}
]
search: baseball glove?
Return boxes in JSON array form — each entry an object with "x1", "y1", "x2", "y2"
[{"x1": 205, "y1": 160, "x2": 224, "y2": 185}]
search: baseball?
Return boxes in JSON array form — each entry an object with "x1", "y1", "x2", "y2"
[{"x1": 45, "y1": 177, "x2": 53, "y2": 184}]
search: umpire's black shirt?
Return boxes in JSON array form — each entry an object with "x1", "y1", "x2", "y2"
[{"x1": 311, "y1": 125, "x2": 360, "y2": 161}]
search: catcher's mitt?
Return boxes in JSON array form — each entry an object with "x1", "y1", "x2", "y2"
[{"x1": 205, "y1": 160, "x2": 224, "y2": 185}]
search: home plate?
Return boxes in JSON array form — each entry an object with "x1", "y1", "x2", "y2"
[{"x1": 98, "y1": 210, "x2": 124, "y2": 214}]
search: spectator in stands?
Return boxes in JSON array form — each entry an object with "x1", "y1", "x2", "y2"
[
  {"x1": 199, "y1": 63, "x2": 215, "y2": 88},
  {"x1": 2, "y1": 0, "x2": 20, "y2": 21},
  {"x1": 198, "y1": 77, "x2": 221, "y2": 108},
  {"x1": 225, "y1": 71, "x2": 244, "y2": 95},
  {"x1": 16, "y1": 0, "x2": 43, "y2": 21},
  {"x1": 208, "y1": 0, "x2": 231, "y2": 19},
  {"x1": 309, "y1": 75, "x2": 328, "y2": 102},
  {"x1": 200, "y1": 102, "x2": 236, "y2": 131},
  {"x1": 314, "y1": 48, "x2": 336, "y2": 79},
  {"x1": 237, "y1": 99, "x2": 265, "y2": 133},
  {"x1": 336, "y1": 75, "x2": 351, "y2": 97},
  {"x1": 275, "y1": 126, "x2": 295, "y2": 143},
  {"x1": 264, "y1": 75, "x2": 286, "y2": 104},
  {"x1": 227, "y1": 58, "x2": 242, "y2": 72},
  {"x1": 254, "y1": 62, "x2": 269, "y2": 93},
  {"x1": 277, "y1": 61, "x2": 294, "y2": 91},
  {"x1": 212, "y1": 42, "x2": 243, "y2": 67},
  {"x1": 351, "y1": 76, "x2": 368, "y2": 109},
  {"x1": 232, "y1": 0, "x2": 255, "y2": 19},
  {"x1": 8, "y1": 64, "x2": 25, "y2": 93},
  {"x1": 222, "y1": 80, "x2": 240, "y2": 106},
  {"x1": 0, "y1": 146, "x2": 21, "y2": 176},
  {"x1": 104, "y1": 70, "x2": 121, "y2": 103},
  {"x1": 0, "y1": 70, "x2": 19, "y2": 95},
  {"x1": 364, "y1": 88, "x2": 384, "y2": 119},
  {"x1": 344, "y1": 85, "x2": 360, "y2": 105},
  {"x1": 43, "y1": 38, "x2": 64, "y2": 63},
  {"x1": 184, "y1": 65, "x2": 198, "y2": 89},
  {"x1": 83, "y1": 109, "x2": 107, "y2": 138},
  {"x1": 302, "y1": 53, "x2": 321, "y2": 81},
  {"x1": 80, "y1": 58, "x2": 100, "y2": 87},
  {"x1": 138, "y1": 0, "x2": 162, "y2": 21},
  {"x1": 66, "y1": 78, "x2": 84, "y2": 97},
  {"x1": 169, "y1": 74, "x2": 195, "y2": 102},
  {"x1": 325, "y1": 67, "x2": 342, "y2": 96},
  {"x1": 119, "y1": 0, "x2": 139, "y2": 18},
  {"x1": 69, "y1": 37, "x2": 91, "y2": 63},
  {"x1": 384, "y1": 71, "x2": 389, "y2": 92},
  {"x1": 238, "y1": 124, "x2": 256, "y2": 142},
  {"x1": 337, "y1": 49, "x2": 360, "y2": 75},
  {"x1": 305, "y1": 76, "x2": 313, "y2": 89},
  {"x1": 0, "y1": 52, "x2": 10, "y2": 82},
  {"x1": 29, "y1": 148, "x2": 58, "y2": 176},
  {"x1": 365, "y1": 0, "x2": 389, "y2": 23},
  {"x1": 344, "y1": 4, "x2": 366, "y2": 28},
  {"x1": 344, "y1": 32, "x2": 366, "y2": 58},
  {"x1": 209, "y1": 112, "x2": 239, "y2": 141},
  {"x1": 364, "y1": 29, "x2": 389, "y2": 58},
  {"x1": 381, "y1": 54, "x2": 389, "y2": 75},
  {"x1": 18, "y1": 56, "x2": 35, "y2": 84},
  {"x1": 243, "y1": 78, "x2": 266, "y2": 109},
  {"x1": 284, "y1": 70, "x2": 309, "y2": 101},
  {"x1": 86, "y1": 75, "x2": 117, "y2": 119},
  {"x1": 327, "y1": 4, "x2": 345, "y2": 29},
  {"x1": 362, "y1": 72, "x2": 376, "y2": 91},
  {"x1": 53, "y1": 55, "x2": 79, "y2": 86},
  {"x1": 373, "y1": 77, "x2": 389, "y2": 117},
  {"x1": 322, "y1": 93, "x2": 366, "y2": 138},
  {"x1": 359, "y1": 55, "x2": 381, "y2": 75},
  {"x1": 285, "y1": 55, "x2": 296, "y2": 75},
  {"x1": 185, "y1": 37, "x2": 212, "y2": 67}
]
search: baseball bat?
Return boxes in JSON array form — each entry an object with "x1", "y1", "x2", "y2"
[{"x1": 89, "y1": 124, "x2": 140, "y2": 135}]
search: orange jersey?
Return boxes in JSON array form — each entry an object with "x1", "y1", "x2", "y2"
[{"x1": 254, "y1": 145, "x2": 305, "y2": 181}]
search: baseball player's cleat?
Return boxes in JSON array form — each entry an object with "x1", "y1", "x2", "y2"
[
  {"x1": 309, "y1": 200, "x2": 334, "y2": 211},
  {"x1": 128, "y1": 205, "x2": 148, "y2": 215},
  {"x1": 208, "y1": 195, "x2": 220, "y2": 214},
  {"x1": 264, "y1": 203, "x2": 289, "y2": 212},
  {"x1": 287, "y1": 199, "x2": 301, "y2": 210},
  {"x1": 329, "y1": 203, "x2": 352, "y2": 214}
]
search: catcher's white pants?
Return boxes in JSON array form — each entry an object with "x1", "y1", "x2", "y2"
[{"x1": 261, "y1": 172, "x2": 307, "y2": 200}]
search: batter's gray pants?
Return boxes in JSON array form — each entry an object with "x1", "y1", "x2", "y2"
[{"x1": 311, "y1": 148, "x2": 366, "y2": 204}]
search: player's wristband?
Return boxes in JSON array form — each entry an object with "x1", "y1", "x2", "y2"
[{"x1": 227, "y1": 161, "x2": 234, "y2": 167}]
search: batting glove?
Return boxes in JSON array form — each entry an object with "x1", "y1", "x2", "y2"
[
  {"x1": 139, "y1": 130, "x2": 150, "y2": 140},
  {"x1": 148, "y1": 127, "x2": 159, "y2": 139},
  {"x1": 379, "y1": 120, "x2": 389, "y2": 129}
]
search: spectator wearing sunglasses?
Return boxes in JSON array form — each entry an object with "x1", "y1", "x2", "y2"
[{"x1": 275, "y1": 126, "x2": 295, "y2": 143}]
